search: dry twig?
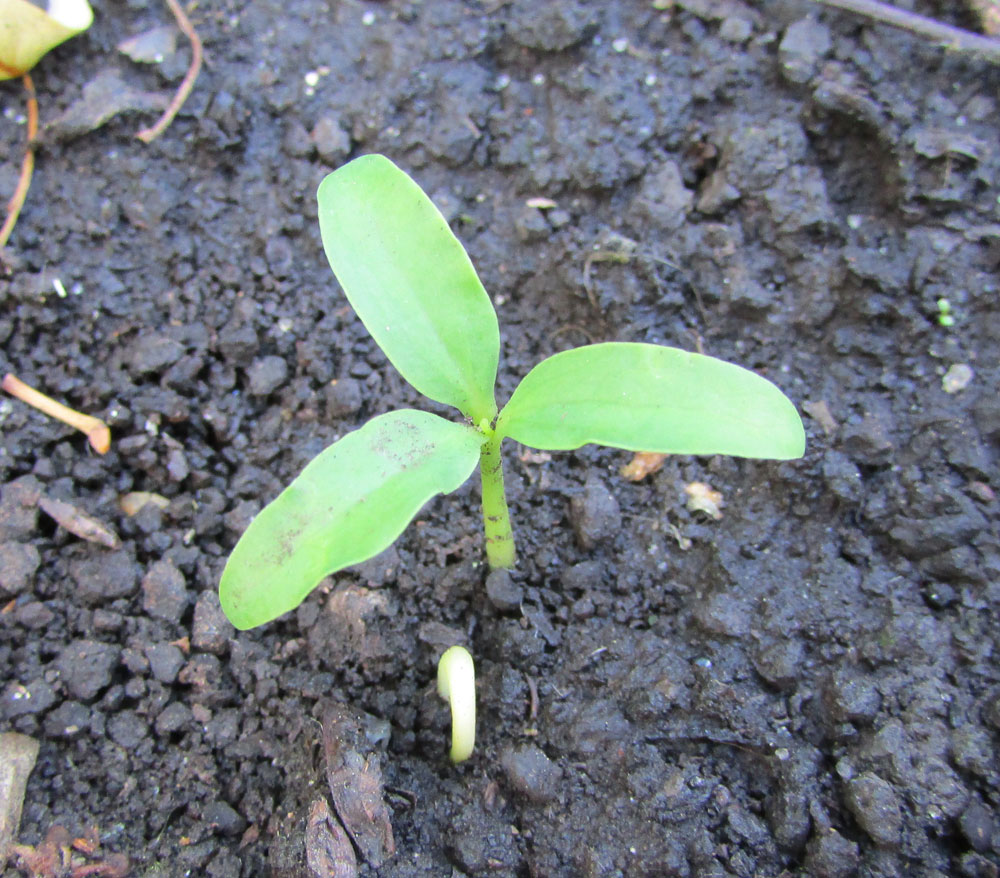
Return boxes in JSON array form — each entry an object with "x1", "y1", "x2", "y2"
[
  {"x1": 814, "y1": 0, "x2": 1000, "y2": 62},
  {"x1": 135, "y1": 0, "x2": 203, "y2": 142},
  {"x1": 2, "y1": 373, "x2": 111, "y2": 454},
  {"x1": 0, "y1": 73, "x2": 38, "y2": 252}
]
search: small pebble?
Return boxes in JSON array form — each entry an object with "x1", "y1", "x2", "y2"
[
  {"x1": 203, "y1": 800, "x2": 247, "y2": 836},
  {"x1": 569, "y1": 476, "x2": 621, "y2": 550},
  {"x1": 959, "y1": 801, "x2": 995, "y2": 853},
  {"x1": 311, "y1": 117, "x2": 351, "y2": 165},
  {"x1": 844, "y1": 772, "x2": 902, "y2": 847},
  {"x1": 129, "y1": 333, "x2": 184, "y2": 375},
  {"x1": 325, "y1": 377, "x2": 363, "y2": 418},
  {"x1": 43, "y1": 701, "x2": 90, "y2": 738},
  {"x1": 142, "y1": 559, "x2": 190, "y2": 624},
  {"x1": 192, "y1": 591, "x2": 235, "y2": 655},
  {"x1": 247, "y1": 355, "x2": 289, "y2": 396},
  {"x1": 499, "y1": 744, "x2": 561, "y2": 804},
  {"x1": 485, "y1": 569, "x2": 522, "y2": 612},
  {"x1": 0, "y1": 541, "x2": 40, "y2": 595},
  {"x1": 71, "y1": 549, "x2": 140, "y2": 605},
  {"x1": 107, "y1": 710, "x2": 149, "y2": 749},
  {"x1": 57, "y1": 640, "x2": 121, "y2": 700},
  {"x1": 155, "y1": 702, "x2": 193, "y2": 736},
  {"x1": 804, "y1": 828, "x2": 860, "y2": 878},
  {"x1": 2, "y1": 680, "x2": 57, "y2": 718},
  {"x1": 145, "y1": 642, "x2": 186, "y2": 684}
]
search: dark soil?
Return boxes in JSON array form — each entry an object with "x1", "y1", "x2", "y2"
[{"x1": 2, "y1": 0, "x2": 999, "y2": 875}]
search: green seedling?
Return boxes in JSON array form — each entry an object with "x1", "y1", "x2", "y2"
[
  {"x1": 936, "y1": 297, "x2": 955, "y2": 327},
  {"x1": 218, "y1": 154, "x2": 806, "y2": 630},
  {"x1": 437, "y1": 645, "x2": 476, "y2": 762}
]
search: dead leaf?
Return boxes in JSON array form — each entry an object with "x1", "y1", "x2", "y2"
[
  {"x1": 305, "y1": 799, "x2": 357, "y2": 878},
  {"x1": 322, "y1": 704, "x2": 394, "y2": 868},
  {"x1": 620, "y1": 451, "x2": 666, "y2": 481},
  {"x1": 684, "y1": 481, "x2": 723, "y2": 520},
  {"x1": 0, "y1": 732, "x2": 39, "y2": 872},
  {"x1": 38, "y1": 496, "x2": 120, "y2": 549}
]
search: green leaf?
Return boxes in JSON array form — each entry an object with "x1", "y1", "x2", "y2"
[
  {"x1": 317, "y1": 154, "x2": 500, "y2": 422},
  {"x1": 496, "y1": 342, "x2": 805, "y2": 460},
  {"x1": 219, "y1": 410, "x2": 484, "y2": 630}
]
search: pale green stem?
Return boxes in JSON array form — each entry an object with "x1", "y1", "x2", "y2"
[
  {"x1": 437, "y1": 645, "x2": 476, "y2": 762},
  {"x1": 479, "y1": 433, "x2": 515, "y2": 569}
]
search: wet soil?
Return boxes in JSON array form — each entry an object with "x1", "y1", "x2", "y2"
[{"x1": 2, "y1": 0, "x2": 1000, "y2": 875}]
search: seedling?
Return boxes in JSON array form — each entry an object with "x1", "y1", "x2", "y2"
[
  {"x1": 218, "y1": 154, "x2": 805, "y2": 630},
  {"x1": 437, "y1": 646, "x2": 476, "y2": 762}
]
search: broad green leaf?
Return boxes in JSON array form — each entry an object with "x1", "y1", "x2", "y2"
[
  {"x1": 317, "y1": 154, "x2": 500, "y2": 422},
  {"x1": 219, "y1": 410, "x2": 484, "y2": 630},
  {"x1": 496, "y1": 342, "x2": 805, "y2": 460}
]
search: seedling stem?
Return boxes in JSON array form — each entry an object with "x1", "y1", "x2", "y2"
[{"x1": 479, "y1": 431, "x2": 515, "y2": 569}]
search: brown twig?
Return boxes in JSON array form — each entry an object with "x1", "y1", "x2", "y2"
[
  {"x1": 0, "y1": 73, "x2": 38, "y2": 252},
  {"x1": 135, "y1": 0, "x2": 203, "y2": 142},
  {"x1": 814, "y1": 0, "x2": 1000, "y2": 62},
  {"x1": 2, "y1": 373, "x2": 111, "y2": 454}
]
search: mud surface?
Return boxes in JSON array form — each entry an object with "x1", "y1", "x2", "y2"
[{"x1": 2, "y1": 1, "x2": 999, "y2": 875}]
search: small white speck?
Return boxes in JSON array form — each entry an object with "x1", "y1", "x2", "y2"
[
  {"x1": 531, "y1": 72, "x2": 545, "y2": 86},
  {"x1": 612, "y1": 37, "x2": 629, "y2": 53},
  {"x1": 304, "y1": 71, "x2": 320, "y2": 88},
  {"x1": 644, "y1": 73, "x2": 657, "y2": 86},
  {"x1": 495, "y1": 73, "x2": 511, "y2": 90},
  {"x1": 52, "y1": 278, "x2": 67, "y2": 298},
  {"x1": 362, "y1": 10, "x2": 376, "y2": 25},
  {"x1": 847, "y1": 214, "x2": 863, "y2": 230}
]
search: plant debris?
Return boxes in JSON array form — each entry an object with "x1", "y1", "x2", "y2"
[
  {"x1": 9, "y1": 824, "x2": 129, "y2": 878},
  {"x1": 2, "y1": 374, "x2": 110, "y2": 454},
  {"x1": 620, "y1": 451, "x2": 667, "y2": 481},
  {"x1": 321, "y1": 704, "x2": 395, "y2": 869},
  {"x1": 305, "y1": 799, "x2": 357, "y2": 878},
  {"x1": 684, "y1": 481, "x2": 724, "y2": 520},
  {"x1": 0, "y1": 733, "x2": 39, "y2": 870},
  {"x1": 37, "y1": 496, "x2": 120, "y2": 549}
]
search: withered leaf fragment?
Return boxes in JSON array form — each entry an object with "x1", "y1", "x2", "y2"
[
  {"x1": 305, "y1": 799, "x2": 357, "y2": 878},
  {"x1": 322, "y1": 704, "x2": 395, "y2": 868}
]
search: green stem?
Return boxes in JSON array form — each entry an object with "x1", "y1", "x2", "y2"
[{"x1": 479, "y1": 433, "x2": 515, "y2": 568}]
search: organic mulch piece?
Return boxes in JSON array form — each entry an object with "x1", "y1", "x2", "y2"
[
  {"x1": 119, "y1": 492, "x2": 169, "y2": 516},
  {"x1": 38, "y1": 496, "x2": 119, "y2": 549},
  {"x1": 620, "y1": 451, "x2": 667, "y2": 481},
  {"x1": 0, "y1": 732, "x2": 39, "y2": 869},
  {"x1": 684, "y1": 481, "x2": 724, "y2": 520},
  {"x1": 321, "y1": 704, "x2": 395, "y2": 869},
  {"x1": 305, "y1": 799, "x2": 357, "y2": 878},
  {"x1": 10, "y1": 823, "x2": 129, "y2": 877}
]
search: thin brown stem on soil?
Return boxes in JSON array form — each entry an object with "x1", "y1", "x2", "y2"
[
  {"x1": 136, "y1": 0, "x2": 203, "y2": 143},
  {"x1": 2, "y1": 373, "x2": 111, "y2": 454},
  {"x1": 0, "y1": 74, "x2": 38, "y2": 253},
  {"x1": 814, "y1": 0, "x2": 1000, "y2": 62}
]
